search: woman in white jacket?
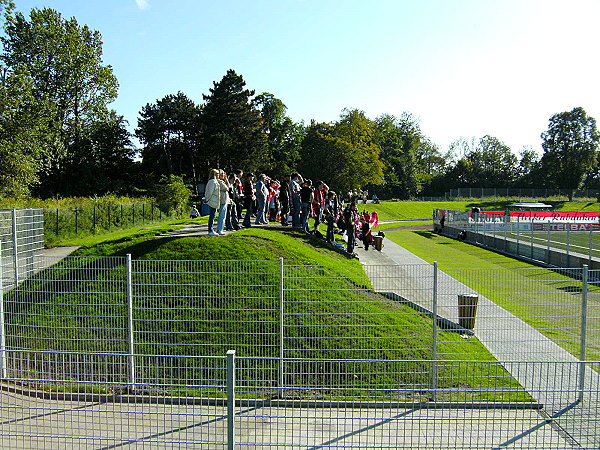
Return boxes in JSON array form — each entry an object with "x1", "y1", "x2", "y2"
[
  {"x1": 204, "y1": 168, "x2": 228, "y2": 235},
  {"x1": 215, "y1": 169, "x2": 230, "y2": 234}
]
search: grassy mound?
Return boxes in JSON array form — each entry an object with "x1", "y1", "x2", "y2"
[{"x1": 7, "y1": 227, "x2": 527, "y2": 400}]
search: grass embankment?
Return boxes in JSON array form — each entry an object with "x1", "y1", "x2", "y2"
[{"x1": 10, "y1": 226, "x2": 526, "y2": 400}]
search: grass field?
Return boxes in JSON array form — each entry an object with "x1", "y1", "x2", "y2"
[{"x1": 504, "y1": 230, "x2": 600, "y2": 259}]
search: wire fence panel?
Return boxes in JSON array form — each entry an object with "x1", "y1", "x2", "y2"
[
  {"x1": 132, "y1": 259, "x2": 281, "y2": 358},
  {"x1": 445, "y1": 187, "x2": 597, "y2": 199},
  {"x1": 0, "y1": 209, "x2": 44, "y2": 290},
  {"x1": 3, "y1": 354, "x2": 592, "y2": 449},
  {"x1": 435, "y1": 209, "x2": 600, "y2": 269},
  {"x1": 1, "y1": 258, "x2": 600, "y2": 447},
  {"x1": 0, "y1": 351, "x2": 230, "y2": 449},
  {"x1": 43, "y1": 202, "x2": 178, "y2": 246},
  {"x1": 283, "y1": 264, "x2": 436, "y2": 362}
]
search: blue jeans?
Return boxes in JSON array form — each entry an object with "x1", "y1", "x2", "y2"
[
  {"x1": 300, "y1": 202, "x2": 310, "y2": 232},
  {"x1": 256, "y1": 195, "x2": 267, "y2": 224},
  {"x1": 217, "y1": 203, "x2": 227, "y2": 233},
  {"x1": 291, "y1": 197, "x2": 301, "y2": 227},
  {"x1": 207, "y1": 206, "x2": 217, "y2": 233},
  {"x1": 346, "y1": 225, "x2": 355, "y2": 253}
]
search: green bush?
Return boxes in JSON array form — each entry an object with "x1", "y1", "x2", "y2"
[{"x1": 154, "y1": 175, "x2": 192, "y2": 217}]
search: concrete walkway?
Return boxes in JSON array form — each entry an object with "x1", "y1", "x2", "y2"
[{"x1": 357, "y1": 238, "x2": 599, "y2": 448}]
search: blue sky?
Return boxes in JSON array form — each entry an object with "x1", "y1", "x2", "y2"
[{"x1": 9, "y1": 0, "x2": 600, "y2": 154}]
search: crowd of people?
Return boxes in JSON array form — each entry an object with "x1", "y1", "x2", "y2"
[{"x1": 191, "y1": 168, "x2": 380, "y2": 254}]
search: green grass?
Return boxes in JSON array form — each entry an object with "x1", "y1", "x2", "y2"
[
  {"x1": 7, "y1": 226, "x2": 529, "y2": 401},
  {"x1": 505, "y1": 230, "x2": 600, "y2": 259},
  {"x1": 382, "y1": 228, "x2": 600, "y2": 361}
]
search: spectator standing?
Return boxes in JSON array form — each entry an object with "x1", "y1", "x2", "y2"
[
  {"x1": 233, "y1": 169, "x2": 244, "y2": 219},
  {"x1": 242, "y1": 173, "x2": 255, "y2": 228},
  {"x1": 255, "y1": 174, "x2": 269, "y2": 225},
  {"x1": 268, "y1": 179, "x2": 280, "y2": 222},
  {"x1": 312, "y1": 180, "x2": 329, "y2": 231},
  {"x1": 216, "y1": 170, "x2": 230, "y2": 234},
  {"x1": 324, "y1": 207, "x2": 336, "y2": 244},
  {"x1": 290, "y1": 173, "x2": 302, "y2": 228},
  {"x1": 279, "y1": 174, "x2": 291, "y2": 226},
  {"x1": 226, "y1": 173, "x2": 241, "y2": 230},
  {"x1": 299, "y1": 179, "x2": 314, "y2": 233},
  {"x1": 343, "y1": 202, "x2": 358, "y2": 254},
  {"x1": 204, "y1": 169, "x2": 223, "y2": 236}
]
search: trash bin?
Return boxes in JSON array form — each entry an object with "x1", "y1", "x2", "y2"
[
  {"x1": 458, "y1": 294, "x2": 478, "y2": 329},
  {"x1": 374, "y1": 235, "x2": 384, "y2": 251}
]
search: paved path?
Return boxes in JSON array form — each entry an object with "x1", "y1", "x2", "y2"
[
  {"x1": 0, "y1": 391, "x2": 571, "y2": 449},
  {"x1": 357, "y1": 238, "x2": 599, "y2": 448}
]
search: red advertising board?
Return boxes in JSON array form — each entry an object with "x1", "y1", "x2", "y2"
[{"x1": 510, "y1": 211, "x2": 598, "y2": 220}]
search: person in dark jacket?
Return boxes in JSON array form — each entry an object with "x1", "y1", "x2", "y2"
[{"x1": 242, "y1": 173, "x2": 255, "y2": 228}]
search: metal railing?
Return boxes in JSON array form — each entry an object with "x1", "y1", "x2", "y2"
[{"x1": 0, "y1": 256, "x2": 599, "y2": 448}]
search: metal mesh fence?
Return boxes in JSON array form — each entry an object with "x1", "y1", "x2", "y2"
[
  {"x1": 435, "y1": 209, "x2": 600, "y2": 269},
  {"x1": 43, "y1": 202, "x2": 178, "y2": 246},
  {"x1": 0, "y1": 209, "x2": 44, "y2": 291},
  {"x1": 0, "y1": 353, "x2": 597, "y2": 448},
  {"x1": 1, "y1": 257, "x2": 599, "y2": 448},
  {"x1": 446, "y1": 187, "x2": 597, "y2": 199}
]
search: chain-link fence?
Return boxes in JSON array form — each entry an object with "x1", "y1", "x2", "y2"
[{"x1": 0, "y1": 256, "x2": 598, "y2": 448}]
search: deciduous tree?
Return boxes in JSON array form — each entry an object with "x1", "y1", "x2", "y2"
[{"x1": 541, "y1": 106, "x2": 599, "y2": 200}]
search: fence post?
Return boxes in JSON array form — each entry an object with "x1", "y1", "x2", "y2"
[
  {"x1": 11, "y1": 209, "x2": 18, "y2": 287},
  {"x1": 126, "y1": 254, "x2": 136, "y2": 390},
  {"x1": 55, "y1": 208, "x2": 60, "y2": 237},
  {"x1": 0, "y1": 242, "x2": 6, "y2": 379},
  {"x1": 530, "y1": 218, "x2": 534, "y2": 259},
  {"x1": 279, "y1": 257, "x2": 285, "y2": 389},
  {"x1": 227, "y1": 349, "x2": 236, "y2": 450},
  {"x1": 578, "y1": 265, "x2": 589, "y2": 403},
  {"x1": 515, "y1": 216, "x2": 520, "y2": 257},
  {"x1": 566, "y1": 226, "x2": 571, "y2": 267},
  {"x1": 547, "y1": 225, "x2": 551, "y2": 259},
  {"x1": 431, "y1": 261, "x2": 438, "y2": 401},
  {"x1": 588, "y1": 227, "x2": 593, "y2": 267}
]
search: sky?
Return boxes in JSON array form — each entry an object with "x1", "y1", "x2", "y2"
[{"x1": 9, "y1": 0, "x2": 600, "y2": 155}]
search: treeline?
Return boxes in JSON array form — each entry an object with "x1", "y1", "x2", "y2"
[{"x1": 0, "y1": 2, "x2": 599, "y2": 201}]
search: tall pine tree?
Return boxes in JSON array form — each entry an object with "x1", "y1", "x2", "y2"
[{"x1": 200, "y1": 69, "x2": 268, "y2": 172}]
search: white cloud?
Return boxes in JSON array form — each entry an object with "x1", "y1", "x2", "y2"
[{"x1": 135, "y1": 0, "x2": 149, "y2": 10}]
